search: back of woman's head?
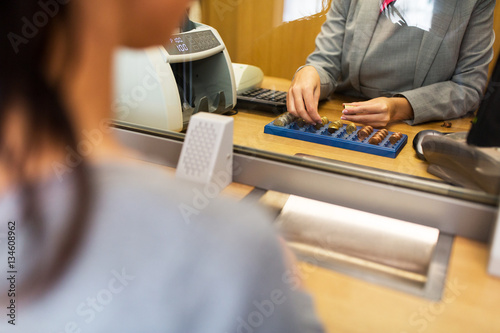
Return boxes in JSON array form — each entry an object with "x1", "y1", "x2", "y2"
[
  {"x1": 0, "y1": 1, "x2": 75, "y2": 165},
  {"x1": 0, "y1": 1, "x2": 91, "y2": 299},
  {"x1": 1, "y1": 1, "x2": 62, "y2": 102}
]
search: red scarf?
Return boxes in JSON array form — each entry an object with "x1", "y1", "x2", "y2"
[{"x1": 380, "y1": 0, "x2": 397, "y2": 13}]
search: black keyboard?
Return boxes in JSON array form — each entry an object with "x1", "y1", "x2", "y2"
[{"x1": 236, "y1": 88, "x2": 287, "y2": 115}]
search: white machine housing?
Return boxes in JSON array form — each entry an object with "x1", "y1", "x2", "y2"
[{"x1": 114, "y1": 22, "x2": 236, "y2": 132}]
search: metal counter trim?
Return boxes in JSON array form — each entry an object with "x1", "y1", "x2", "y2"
[{"x1": 113, "y1": 125, "x2": 498, "y2": 242}]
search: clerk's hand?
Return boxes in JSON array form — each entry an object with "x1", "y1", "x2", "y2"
[
  {"x1": 287, "y1": 66, "x2": 322, "y2": 124},
  {"x1": 341, "y1": 97, "x2": 414, "y2": 127}
]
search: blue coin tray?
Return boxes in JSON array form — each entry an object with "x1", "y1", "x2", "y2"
[{"x1": 264, "y1": 120, "x2": 407, "y2": 158}]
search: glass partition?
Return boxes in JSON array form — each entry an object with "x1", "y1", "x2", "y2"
[
  {"x1": 193, "y1": 0, "x2": 500, "y2": 203},
  {"x1": 118, "y1": 1, "x2": 500, "y2": 207}
]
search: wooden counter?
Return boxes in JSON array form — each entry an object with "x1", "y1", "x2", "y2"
[
  {"x1": 221, "y1": 183, "x2": 500, "y2": 333},
  {"x1": 133, "y1": 117, "x2": 499, "y2": 333},
  {"x1": 233, "y1": 77, "x2": 474, "y2": 180},
  {"x1": 137, "y1": 76, "x2": 499, "y2": 333},
  {"x1": 300, "y1": 237, "x2": 500, "y2": 333}
]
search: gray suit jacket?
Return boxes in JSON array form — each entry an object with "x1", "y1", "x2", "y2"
[{"x1": 306, "y1": 0, "x2": 495, "y2": 124}]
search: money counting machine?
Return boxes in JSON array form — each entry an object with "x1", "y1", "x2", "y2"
[{"x1": 114, "y1": 20, "x2": 236, "y2": 132}]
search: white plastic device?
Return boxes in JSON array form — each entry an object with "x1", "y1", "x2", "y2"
[
  {"x1": 232, "y1": 63, "x2": 264, "y2": 93},
  {"x1": 175, "y1": 112, "x2": 234, "y2": 189},
  {"x1": 114, "y1": 47, "x2": 184, "y2": 132},
  {"x1": 114, "y1": 23, "x2": 236, "y2": 132}
]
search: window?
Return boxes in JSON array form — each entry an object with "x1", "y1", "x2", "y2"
[{"x1": 282, "y1": 0, "x2": 324, "y2": 22}]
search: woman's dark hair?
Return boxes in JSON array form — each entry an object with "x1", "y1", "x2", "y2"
[{"x1": 0, "y1": 1, "x2": 91, "y2": 298}]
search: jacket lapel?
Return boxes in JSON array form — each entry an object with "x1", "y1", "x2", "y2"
[
  {"x1": 413, "y1": 0, "x2": 458, "y2": 88},
  {"x1": 349, "y1": 1, "x2": 382, "y2": 91}
]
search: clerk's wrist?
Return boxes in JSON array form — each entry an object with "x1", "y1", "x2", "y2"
[{"x1": 391, "y1": 96, "x2": 414, "y2": 122}]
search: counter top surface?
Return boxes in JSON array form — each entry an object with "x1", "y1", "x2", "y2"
[
  {"x1": 233, "y1": 77, "x2": 474, "y2": 181},
  {"x1": 138, "y1": 75, "x2": 499, "y2": 332},
  {"x1": 300, "y1": 236, "x2": 500, "y2": 333},
  {"x1": 221, "y1": 182, "x2": 500, "y2": 333}
]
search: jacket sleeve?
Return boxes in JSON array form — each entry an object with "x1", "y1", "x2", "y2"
[
  {"x1": 305, "y1": 0, "x2": 350, "y2": 100},
  {"x1": 399, "y1": 0, "x2": 495, "y2": 125}
]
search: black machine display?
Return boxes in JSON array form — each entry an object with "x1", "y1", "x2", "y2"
[{"x1": 166, "y1": 30, "x2": 222, "y2": 56}]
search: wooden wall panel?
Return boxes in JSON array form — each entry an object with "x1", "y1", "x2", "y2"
[
  {"x1": 201, "y1": 0, "x2": 328, "y2": 79},
  {"x1": 245, "y1": 14, "x2": 328, "y2": 79}
]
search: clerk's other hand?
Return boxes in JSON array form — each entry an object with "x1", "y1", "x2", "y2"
[
  {"x1": 341, "y1": 97, "x2": 414, "y2": 127},
  {"x1": 287, "y1": 66, "x2": 322, "y2": 124}
]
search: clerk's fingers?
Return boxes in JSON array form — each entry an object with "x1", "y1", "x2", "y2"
[
  {"x1": 287, "y1": 90, "x2": 297, "y2": 116},
  {"x1": 341, "y1": 99, "x2": 392, "y2": 127},
  {"x1": 341, "y1": 104, "x2": 363, "y2": 115},
  {"x1": 287, "y1": 66, "x2": 322, "y2": 124},
  {"x1": 343, "y1": 98, "x2": 391, "y2": 115},
  {"x1": 287, "y1": 84, "x2": 302, "y2": 119},
  {"x1": 341, "y1": 112, "x2": 390, "y2": 128},
  {"x1": 342, "y1": 103, "x2": 380, "y2": 115},
  {"x1": 288, "y1": 86, "x2": 317, "y2": 123},
  {"x1": 302, "y1": 86, "x2": 322, "y2": 123},
  {"x1": 288, "y1": 93, "x2": 314, "y2": 123}
]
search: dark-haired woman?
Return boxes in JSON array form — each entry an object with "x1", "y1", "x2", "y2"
[{"x1": 0, "y1": 1, "x2": 324, "y2": 332}]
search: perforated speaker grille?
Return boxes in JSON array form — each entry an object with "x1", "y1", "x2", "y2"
[{"x1": 178, "y1": 121, "x2": 217, "y2": 177}]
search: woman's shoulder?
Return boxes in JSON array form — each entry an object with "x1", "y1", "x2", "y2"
[{"x1": 90, "y1": 157, "x2": 278, "y2": 247}]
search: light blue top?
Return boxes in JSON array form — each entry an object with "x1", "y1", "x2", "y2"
[{"x1": 0, "y1": 158, "x2": 324, "y2": 333}]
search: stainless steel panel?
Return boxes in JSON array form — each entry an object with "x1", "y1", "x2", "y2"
[
  {"x1": 276, "y1": 195, "x2": 439, "y2": 275},
  {"x1": 113, "y1": 126, "x2": 498, "y2": 242},
  {"x1": 275, "y1": 195, "x2": 452, "y2": 300}
]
